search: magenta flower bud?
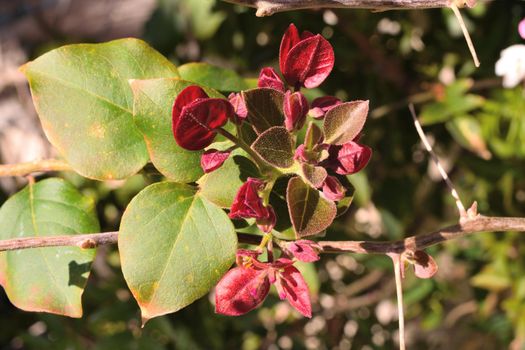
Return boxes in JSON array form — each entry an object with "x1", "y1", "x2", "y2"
[
  {"x1": 172, "y1": 86, "x2": 232, "y2": 150},
  {"x1": 283, "y1": 90, "x2": 308, "y2": 132},
  {"x1": 325, "y1": 141, "x2": 372, "y2": 175},
  {"x1": 520, "y1": 18, "x2": 525, "y2": 40},
  {"x1": 279, "y1": 24, "x2": 335, "y2": 89},
  {"x1": 321, "y1": 175, "x2": 346, "y2": 201},
  {"x1": 258, "y1": 67, "x2": 285, "y2": 92},
  {"x1": 229, "y1": 178, "x2": 269, "y2": 220},
  {"x1": 200, "y1": 149, "x2": 230, "y2": 173},
  {"x1": 284, "y1": 240, "x2": 322, "y2": 262},
  {"x1": 309, "y1": 96, "x2": 342, "y2": 119},
  {"x1": 228, "y1": 92, "x2": 248, "y2": 124}
]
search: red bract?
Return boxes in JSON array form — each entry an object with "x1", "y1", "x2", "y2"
[
  {"x1": 284, "y1": 240, "x2": 321, "y2": 262},
  {"x1": 200, "y1": 149, "x2": 230, "y2": 173},
  {"x1": 258, "y1": 67, "x2": 285, "y2": 92},
  {"x1": 322, "y1": 175, "x2": 346, "y2": 201},
  {"x1": 215, "y1": 267, "x2": 271, "y2": 316},
  {"x1": 283, "y1": 91, "x2": 309, "y2": 132},
  {"x1": 310, "y1": 96, "x2": 342, "y2": 119},
  {"x1": 215, "y1": 254, "x2": 312, "y2": 317},
  {"x1": 326, "y1": 141, "x2": 372, "y2": 175},
  {"x1": 172, "y1": 86, "x2": 232, "y2": 150},
  {"x1": 229, "y1": 178, "x2": 269, "y2": 220},
  {"x1": 279, "y1": 24, "x2": 335, "y2": 89},
  {"x1": 228, "y1": 92, "x2": 247, "y2": 124}
]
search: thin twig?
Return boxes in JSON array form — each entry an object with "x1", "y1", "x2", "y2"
[
  {"x1": 450, "y1": 2, "x2": 480, "y2": 67},
  {"x1": 1, "y1": 216, "x2": 524, "y2": 253},
  {"x1": 222, "y1": 0, "x2": 477, "y2": 17},
  {"x1": 409, "y1": 104, "x2": 467, "y2": 217},
  {"x1": 392, "y1": 254, "x2": 406, "y2": 350},
  {"x1": 0, "y1": 159, "x2": 72, "y2": 177}
]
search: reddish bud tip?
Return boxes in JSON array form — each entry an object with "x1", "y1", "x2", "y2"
[
  {"x1": 283, "y1": 91, "x2": 309, "y2": 132},
  {"x1": 257, "y1": 205, "x2": 276, "y2": 233},
  {"x1": 310, "y1": 96, "x2": 342, "y2": 119},
  {"x1": 258, "y1": 67, "x2": 285, "y2": 92},
  {"x1": 229, "y1": 178, "x2": 269, "y2": 220},
  {"x1": 201, "y1": 149, "x2": 231, "y2": 173},
  {"x1": 326, "y1": 141, "x2": 372, "y2": 175},
  {"x1": 228, "y1": 92, "x2": 248, "y2": 124},
  {"x1": 322, "y1": 175, "x2": 346, "y2": 201},
  {"x1": 284, "y1": 240, "x2": 321, "y2": 262}
]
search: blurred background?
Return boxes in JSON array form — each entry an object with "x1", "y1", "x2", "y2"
[{"x1": 1, "y1": 0, "x2": 525, "y2": 349}]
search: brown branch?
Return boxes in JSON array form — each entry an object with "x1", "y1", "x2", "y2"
[
  {"x1": 0, "y1": 159, "x2": 72, "y2": 177},
  {"x1": 0, "y1": 216, "x2": 524, "y2": 253},
  {"x1": 222, "y1": 0, "x2": 477, "y2": 16}
]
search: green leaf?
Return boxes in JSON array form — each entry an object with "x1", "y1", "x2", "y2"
[
  {"x1": 304, "y1": 122, "x2": 323, "y2": 150},
  {"x1": 130, "y1": 78, "x2": 222, "y2": 182},
  {"x1": 242, "y1": 88, "x2": 285, "y2": 134},
  {"x1": 286, "y1": 177, "x2": 336, "y2": 238},
  {"x1": 0, "y1": 178, "x2": 99, "y2": 317},
  {"x1": 198, "y1": 149, "x2": 260, "y2": 208},
  {"x1": 22, "y1": 38, "x2": 179, "y2": 180},
  {"x1": 251, "y1": 126, "x2": 294, "y2": 168},
  {"x1": 446, "y1": 116, "x2": 491, "y2": 160},
  {"x1": 176, "y1": 0, "x2": 226, "y2": 40},
  {"x1": 178, "y1": 63, "x2": 248, "y2": 92},
  {"x1": 323, "y1": 101, "x2": 369, "y2": 145},
  {"x1": 118, "y1": 182, "x2": 237, "y2": 324}
]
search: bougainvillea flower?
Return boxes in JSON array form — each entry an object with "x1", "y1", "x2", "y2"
[
  {"x1": 228, "y1": 92, "x2": 248, "y2": 124},
  {"x1": 283, "y1": 240, "x2": 322, "y2": 262},
  {"x1": 215, "y1": 267, "x2": 271, "y2": 316},
  {"x1": 200, "y1": 149, "x2": 231, "y2": 173},
  {"x1": 229, "y1": 178, "x2": 269, "y2": 220},
  {"x1": 215, "y1": 254, "x2": 312, "y2": 317},
  {"x1": 283, "y1": 90, "x2": 309, "y2": 131},
  {"x1": 309, "y1": 96, "x2": 342, "y2": 119},
  {"x1": 279, "y1": 24, "x2": 335, "y2": 88},
  {"x1": 325, "y1": 141, "x2": 372, "y2": 175},
  {"x1": 172, "y1": 85, "x2": 233, "y2": 150},
  {"x1": 258, "y1": 67, "x2": 285, "y2": 92},
  {"x1": 322, "y1": 175, "x2": 346, "y2": 201}
]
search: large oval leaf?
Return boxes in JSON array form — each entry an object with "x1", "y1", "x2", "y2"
[
  {"x1": 0, "y1": 178, "x2": 99, "y2": 317},
  {"x1": 131, "y1": 78, "x2": 224, "y2": 182},
  {"x1": 118, "y1": 182, "x2": 237, "y2": 324},
  {"x1": 22, "y1": 38, "x2": 179, "y2": 180},
  {"x1": 178, "y1": 62, "x2": 248, "y2": 92},
  {"x1": 286, "y1": 176, "x2": 336, "y2": 238}
]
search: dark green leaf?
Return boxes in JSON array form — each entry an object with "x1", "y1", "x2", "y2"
[
  {"x1": 286, "y1": 176, "x2": 336, "y2": 238},
  {"x1": 323, "y1": 101, "x2": 369, "y2": 145},
  {"x1": 118, "y1": 182, "x2": 237, "y2": 324},
  {"x1": 242, "y1": 88, "x2": 285, "y2": 134},
  {"x1": 22, "y1": 38, "x2": 179, "y2": 180},
  {"x1": 179, "y1": 62, "x2": 248, "y2": 92},
  {"x1": 0, "y1": 178, "x2": 99, "y2": 317},
  {"x1": 251, "y1": 126, "x2": 294, "y2": 168}
]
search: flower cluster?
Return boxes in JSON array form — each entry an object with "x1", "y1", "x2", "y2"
[{"x1": 171, "y1": 24, "x2": 374, "y2": 317}]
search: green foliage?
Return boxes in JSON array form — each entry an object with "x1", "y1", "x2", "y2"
[
  {"x1": 0, "y1": 178, "x2": 99, "y2": 317},
  {"x1": 251, "y1": 126, "x2": 295, "y2": 168},
  {"x1": 22, "y1": 39, "x2": 179, "y2": 180},
  {"x1": 179, "y1": 63, "x2": 248, "y2": 92},
  {"x1": 242, "y1": 88, "x2": 285, "y2": 134},
  {"x1": 118, "y1": 182, "x2": 237, "y2": 324}
]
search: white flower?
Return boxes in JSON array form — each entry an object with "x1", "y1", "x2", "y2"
[{"x1": 495, "y1": 44, "x2": 525, "y2": 88}]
